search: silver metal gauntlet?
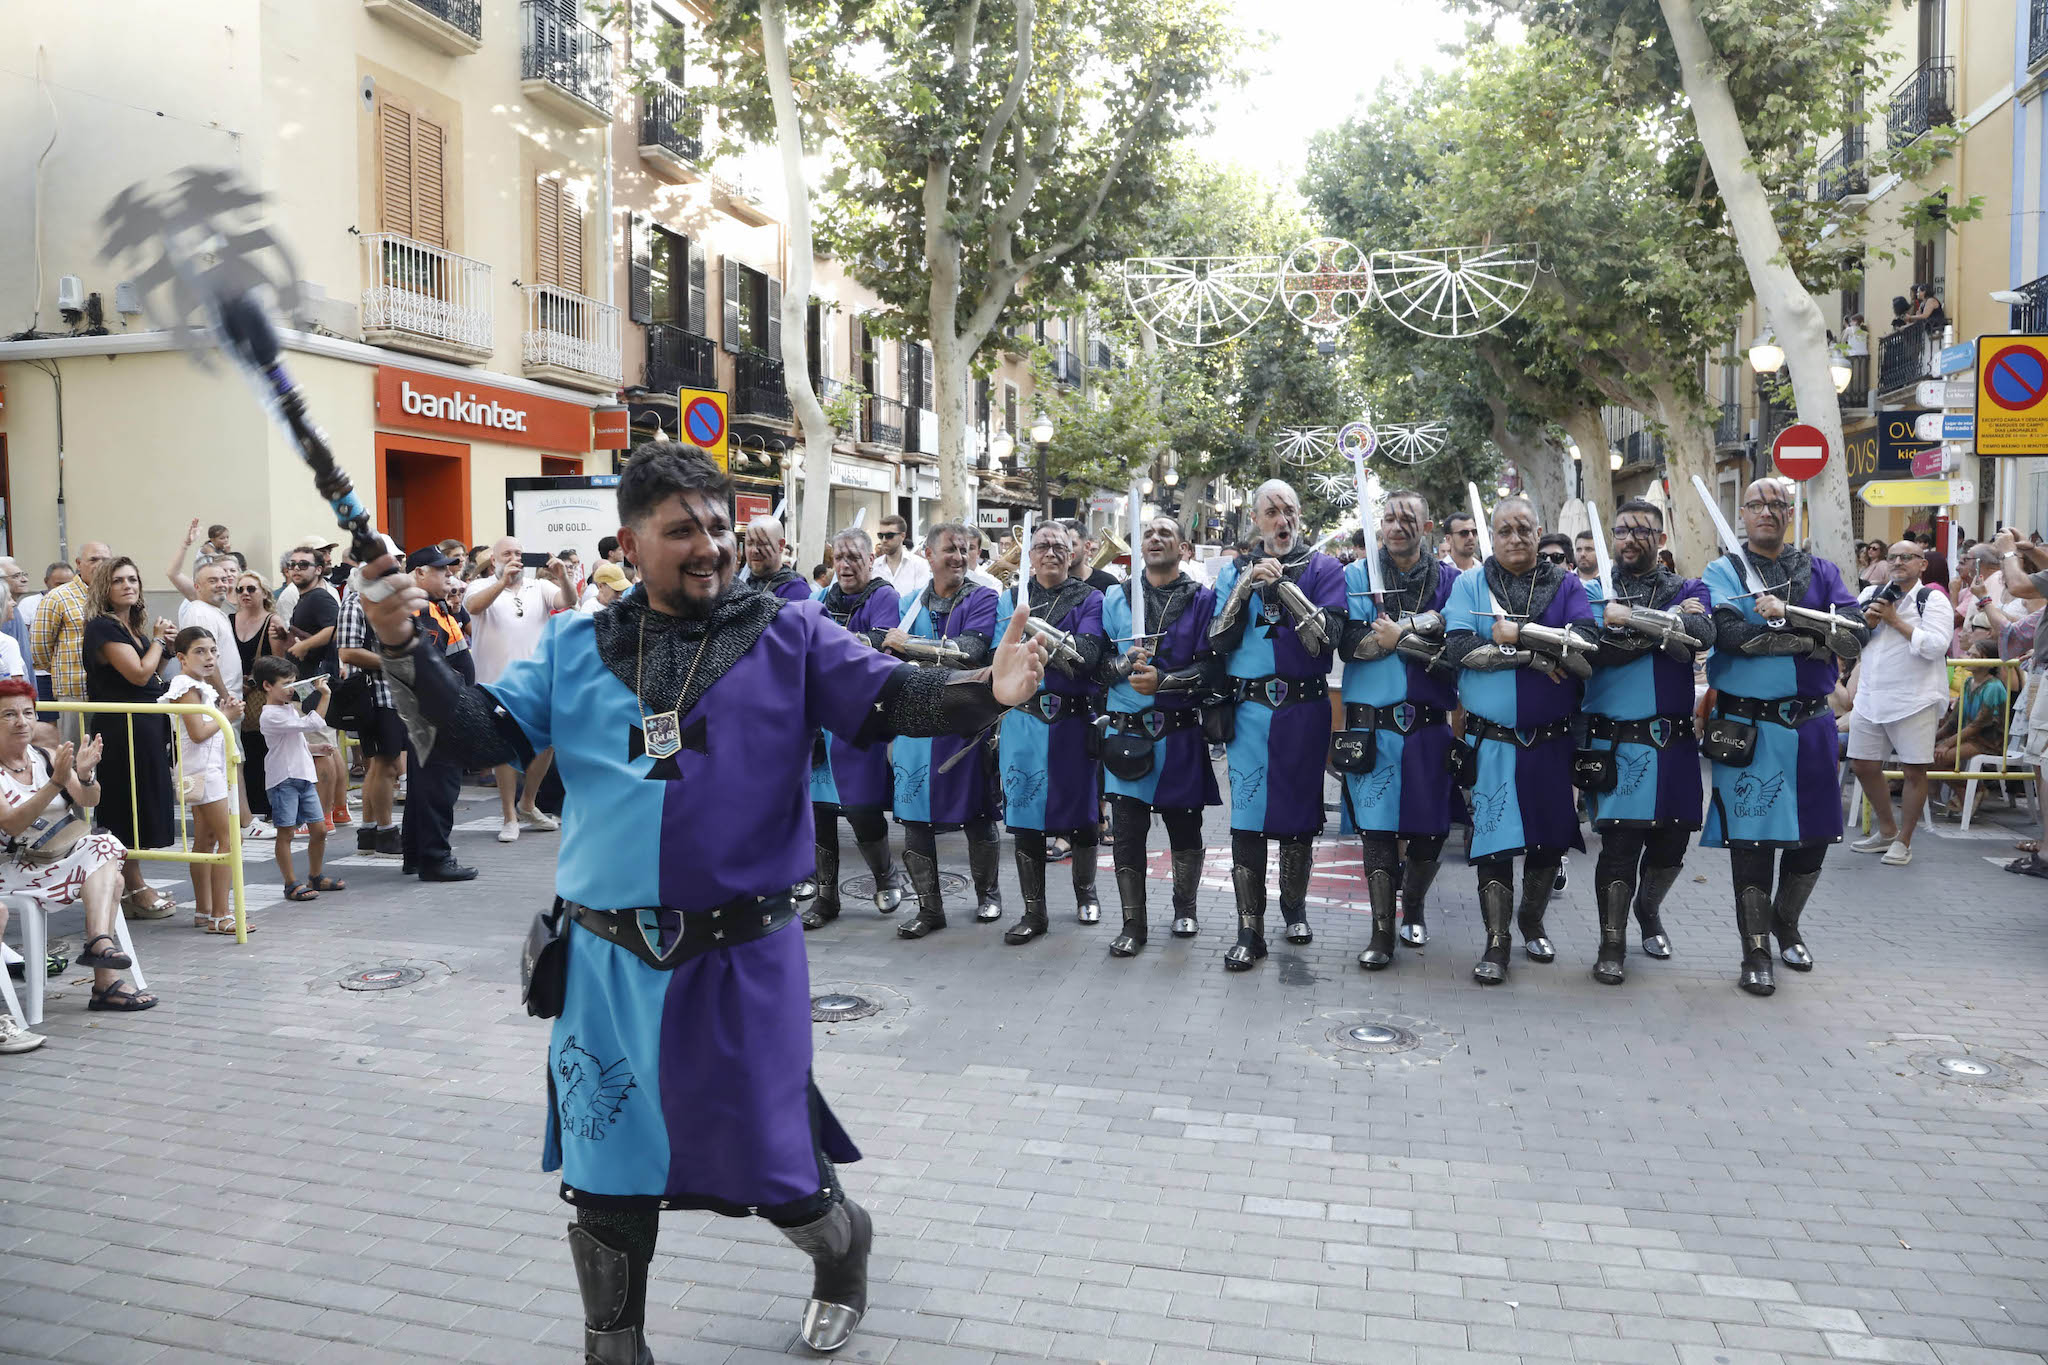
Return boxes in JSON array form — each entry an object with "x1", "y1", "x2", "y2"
[
  {"x1": 898, "y1": 638, "x2": 969, "y2": 667},
  {"x1": 1272, "y1": 580, "x2": 1330, "y2": 653},
  {"x1": 1210, "y1": 574, "x2": 1256, "y2": 641},
  {"x1": 1738, "y1": 627, "x2": 1819, "y2": 658},
  {"x1": 1619, "y1": 606, "x2": 1703, "y2": 660},
  {"x1": 1022, "y1": 617, "x2": 1086, "y2": 672},
  {"x1": 1461, "y1": 645, "x2": 1523, "y2": 672},
  {"x1": 1516, "y1": 623, "x2": 1595, "y2": 680}
]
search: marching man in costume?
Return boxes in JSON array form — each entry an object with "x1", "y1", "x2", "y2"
[
  {"x1": 1441, "y1": 494, "x2": 1596, "y2": 985},
  {"x1": 356, "y1": 444, "x2": 1046, "y2": 1363},
  {"x1": 743, "y1": 516, "x2": 813, "y2": 603},
  {"x1": 1209, "y1": 479, "x2": 1347, "y2": 971},
  {"x1": 1098, "y1": 514, "x2": 1219, "y2": 956},
  {"x1": 805, "y1": 529, "x2": 906, "y2": 929},
  {"x1": 997, "y1": 521, "x2": 1108, "y2": 944},
  {"x1": 1700, "y1": 478, "x2": 1867, "y2": 996},
  {"x1": 1580, "y1": 498, "x2": 1714, "y2": 984},
  {"x1": 1337, "y1": 490, "x2": 1459, "y2": 970},
  {"x1": 880, "y1": 522, "x2": 1005, "y2": 938}
]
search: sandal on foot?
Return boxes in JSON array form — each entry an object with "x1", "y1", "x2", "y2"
[
  {"x1": 2016, "y1": 839, "x2": 2040, "y2": 854},
  {"x1": 196, "y1": 912, "x2": 250, "y2": 935},
  {"x1": 120, "y1": 888, "x2": 178, "y2": 920},
  {"x1": 88, "y1": 981, "x2": 158, "y2": 1012},
  {"x1": 2004, "y1": 855, "x2": 2048, "y2": 879},
  {"x1": 307, "y1": 875, "x2": 346, "y2": 892},
  {"x1": 283, "y1": 882, "x2": 320, "y2": 902},
  {"x1": 76, "y1": 934, "x2": 132, "y2": 969}
]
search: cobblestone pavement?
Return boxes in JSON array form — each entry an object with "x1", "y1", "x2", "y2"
[{"x1": 3, "y1": 775, "x2": 2046, "y2": 1365}]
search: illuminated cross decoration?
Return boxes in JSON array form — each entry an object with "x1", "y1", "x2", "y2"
[{"x1": 1280, "y1": 238, "x2": 1375, "y2": 353}]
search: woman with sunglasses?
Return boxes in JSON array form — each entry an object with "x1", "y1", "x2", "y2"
[{"x1": 231, "y1": 571, "x2": 289, "y2": 838}]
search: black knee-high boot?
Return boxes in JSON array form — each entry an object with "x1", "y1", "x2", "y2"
[
  {"x1": 777, "y1": 1195, "x2": 873, "y2": 1353},
  {"x1": 1634, "y1": 863, "x2": 1681, "y2": 958},
  {"x1": 1400, "y1": 855, "x2": 1439, "y2": 946},
  {"x1": 1071, "y1": 834, "x2": 1102, "y2": 924},
  {"x1": 1358, "y1": 835, "x2": 1399, "y2": 970},
  {"x1": 568, "y1": 1210, "x2": 656, "y2": 1365},
  {"x1": 1278, "y1": 839, "x2": 1314, "y2": 944},
  {"x1": 1594, "y1": 875, "x2": 1632, "y2": 985},
  {"x1": 1169, "y1": 848, "x2": 1203, "y2": 937},
  {"x1": 968, "y1": 829, "x2": 1003, "y2": 922},
  {"x1": 897, "y1": 846, "x2": 946, "y2": 938},
  {"x1": 1005, "y1": 836, "x2": 1049, "y2": 944},
  {"x1": 1737, "y1": 882, "x2": 1776, "y2": 996},
  {"x1": 1224, "y1": 833, "x2": 1268, "y2": 972},
  {"x1": 1472, "y1": 868, "x2": 1514, "y2": 984},
  {"x1": 855, "y1": 835, "x2": 903, "y2": 914},
  {"x1": 1517, "y1": 855, "x2": 1559, "y2": 962},
  {"x1": 803, "y1": 835, "x2": 841, "y2": 929},
  {"x1": 1110, "y1": 845, "x2": 1147, "y2": 957},
  {"x1": 1773, "y1": 863, "x2": 1821, "y2": 971}
]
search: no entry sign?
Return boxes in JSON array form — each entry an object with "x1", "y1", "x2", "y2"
[{"x1": 1772, "y1": 423, "x2": 1829, "y2": 482}]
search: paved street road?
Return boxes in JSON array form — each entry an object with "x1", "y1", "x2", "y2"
[{"x1": 3, "y1": 779, "x2": 2045, "y2": 1365}]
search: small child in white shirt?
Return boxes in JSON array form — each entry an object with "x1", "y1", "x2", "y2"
[
  {"x1": 166, "y1": 627, "x2": 244, "y2": 933},
  {"x1": 254, "y1": 655, "x2": 344, "y2": 903}
]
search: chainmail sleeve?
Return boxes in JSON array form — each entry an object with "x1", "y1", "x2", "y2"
[
  {"x1": 381, "y1": 643, "x2": 527, "y2": 768},
  {"x1": 858, "y1": 663, "x2": 1005, "y2": 743},
  {"x1": 1050, "y1": 631, "x2": 1105, "y2": 681}
]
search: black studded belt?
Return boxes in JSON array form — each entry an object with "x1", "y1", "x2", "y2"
[
  {"x1": 1586, "y1": 713, "x2": 1696, "y2": 748},
  {"x1": 565, "y1": 895, "x2": 796, "y2": 971},
  {"x1": 1714, "y1": 693, "x2": 1829, "y2": 730},
  {"x1": 1345, "y1": 701, "x2": 1448, "y2": 734},
  {"x1": 1019, "y1": 691, "x2": 1097, "y2": 725},
  {"x1": 1468, "y1": 717, "x2": 1571, "y2": 749},
  {"x1": 1231, "y1": 674, "x2": 1330, "y2": 709},
  {"x1": 1106, "y1": 707, "x2": 1202, "y2": 737}
]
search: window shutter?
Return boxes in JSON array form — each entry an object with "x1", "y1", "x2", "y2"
[
  {"x1": 850, "y1": 314, "x2": 865, "y2": 385},
  {"x1": 918, "y1": 345, "x2": 933, "y2": 410},
  {"x1": 378, "y1": 103, "x2": 415, "y2": 238},
  {"x1": 557, "y1": 190, "x2": 584, "y2": 293},
  {"x1": 412, "y1": 116, "x2": 447, "y2": 248},
  {"x1": 818, "y1": 303, "x2": 832, "y2": 379},
  {"x1": 535, "y1": 176, "x2": 562, "y2": 287},
  {"x1": 898, "y1": 337, "x2": 912, "y2": 402},
  {"x1": 764, "y1": 276, "x2": 782, "y2": 357},
  {"x1": 976, "y1": 378, "x2": 989, "y2": 429},
  {"x1": 628, "y1": 213, "x2": 652, "y2": 323},
  {"x1": 1005, "y1": 382, "x2": 1018, "y2": 435},
  {"x1": 686, "y1": 236, "x2": 708, "y2": 335},
  {"x1": 722, "y1": 256, "x2": 742, "y2": 352}
]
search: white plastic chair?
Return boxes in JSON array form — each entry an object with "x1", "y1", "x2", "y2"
[
  {"x1": 0, "y1": 941, "x2": 23, "y2": 1030},
  {"x1": 1960, "y1": 674, "x2": 2037, "y2": 831},
  {"x1": 6, "y1": 889, "x2": 145, "y2": 1027}
]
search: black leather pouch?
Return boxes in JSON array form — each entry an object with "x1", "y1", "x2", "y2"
[
  {"x1": 1200, "y1": 700, "x2": 1235, "y2": 745},
  {"x1": 1330, "y1": 728, "x2": 1378, "y2": 775},
  {"x1": 1101, "y1": 730, "x2": 1155, "y2": 782},
  {"x1": 1700, "y1": 715, "x2": 1758, "y2": 767},
  {"x1": 522, "y1": 898, "x2": 569, "y2": 1019},
  {"x1": 1449, "y1": 739, "x2": 1479, "y2": 788},
  {"x1": 1572, "y1": 748, "x2": 1618, "y2": 793}
]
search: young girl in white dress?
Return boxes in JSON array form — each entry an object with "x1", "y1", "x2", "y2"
[{"x1": 165, "y1": 627, "x2": 246, "y2": 934}]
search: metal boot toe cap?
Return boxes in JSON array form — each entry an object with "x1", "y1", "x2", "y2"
[
  {"x1": 799, "y1": 1299, "x2": 862, "y2": 1353},
  {"x1": 1641, "y1": 934, "x2": 1672, "y2": 959},
  {"x1": 1397, "y1": 922, "x2": 1427, "y2": 946},
  {"x1": 1779, "y1": 943, "x2": 1813, "y2": 970},
  {"x1": 1283, "y1": 922, "x2": 1313, "y2": 944},
  {"x1": 1170, "y1": 916, "x2": 1198, "y2": 937},
  {"x1": 1523, "y1": 937, "x2": 1555, "y2": 962}
]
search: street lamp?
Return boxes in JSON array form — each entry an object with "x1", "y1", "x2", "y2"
[
  {"x1": 1164, "y1": 467, "x2": 1179, "y2": 486},
  {"x1": 1748, "y1": 331, "x2": 1785, "y2": 374},
  {"x1": 989, "y1": 429, "x2": 1016, "y2": 466},
  {"x1": 1829, "y1": 347, "x2": 1853, "y2": 394},
  {"x1": 1609, "y1": 450, "x2": 1623, "y2": 471},
  {"x1": 1027, "y1": 413, "x2": 1054, "y2": 517}
]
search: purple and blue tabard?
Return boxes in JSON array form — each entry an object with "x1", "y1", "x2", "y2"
[
  {"x1": 996, "y1": 579, "x2": 1104, "y2": 835},
  {"x1": 1582, "y1": 573, "x2": 1710, "y2": 831},
  {"x1": 1101, "y1": 575, "x2": 1221, "y2": 812},
  {"x1": 753, "y1": 567, "x2": 815, "y2": 604},
  {"x1": 891, "y1": 584, "x2": 1000, "y2": 829},
  {"x1": 483, "y1": 596, "x2": 898, "y2": 1212},
  {"x1": 1445, "y1": 563, "x2": 1593, "y2": 861},
  {"x1": 809, "y1": 580, "x2": 901, "y2": 812},
  {"x1": 1337, "y1": 555, "x2": 1460, "y2": 837},
  {"x1": 1211, "y1": 550, "x2": 1346, "y2": 836},
  {"x1": 1701, "y1": 551, "x2": 1857, "y2": 849}
]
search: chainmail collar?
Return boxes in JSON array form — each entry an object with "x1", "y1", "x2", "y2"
[
  {"x1": 1237, "y1": 540, "x2": 1315, "y2": 580},
  {"x1": 821, "y1": 577, "x2": 885, "y2": 626},
  {"x1": 1484, "y1": 556, "x2": 1566, "y2": 623},
  {"x1": 922, "y1": 579, "x2": 972, "y2": 624},
  {"x1": 760, "y1": 567, "x2": 803, "y2": 595},
  {"x1": 1129, "y1": 571, "x2": 1199, "y2": 635},
  {"x1": 1026, "y1": 575, "x2": 1091, "y2": 627},
  {"x1": 1376, "y1": 550, "x2": 1441, "y2": 616},
  {"x1": 592, "y1": 581, "x2": 783, "y2": 722},
  {"x1": 1611, "y1": 561, "x2": 1684, "y2": 609},
  {"x1": 1734, "y1": 545, "x2": 1811, "y2": 605}
]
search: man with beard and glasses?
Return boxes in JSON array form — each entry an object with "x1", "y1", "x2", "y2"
[
  {"x1": 741, "y1": 516, "x2": 812, "y2": 603},
  {"x1": 1209, "y1": 480, "x2": 1347, "y2": 972},
  {"x1": 1336, "y1": 490, "x2": 1459, "y2": 970},
  {"x1": 1096, "y1": 515, "x2": 1219, "y2": 957},
  {"x1": 1441, "y1": 495, "x2": 1596, "y2": 985},
  {"x1": 996, "y1": 522, "x2": 1108, "y2": 944},
  {"x1": 804, "y1": 528, "x2": 906, "y2": 928},
  {"x1": 1701, "y1": 479, "x2": 1866, "y2": 997},
  {"x1": 355, "y1": 441, "x2": 1046, "y2": 1362},
  {"x1": 1580, "y1": 500, "x2": 1714, "y2": 984},
  {"x1": 880, "y1": 523, "x2": 1005, "y2": 938}
]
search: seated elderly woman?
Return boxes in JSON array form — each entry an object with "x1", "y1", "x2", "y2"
[{"x1": 0, "y1": 678, "x2": 156, "y2": 1016}]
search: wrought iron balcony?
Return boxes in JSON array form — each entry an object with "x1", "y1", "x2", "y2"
[
  {"x1": 1622, "y1": 430, "x2": 1650, "y2": 467},
  {"x1": 638, "y1": 82, "x2": 703, "y2": 179},
  {"x1": 2032, "y1": 0, "x2": 2048, "y2": 71},
  {"x1": 1839, "y1": 353, "x2": 1870, "y2": 411},
  {"x1": 734, "y1": 349, "x2": 792, "y2": 420},
  {"x1": 1714, "y1": 400, "x2": 1742, "y2": 447},
  {"x1": 1089, "y1": 338, "x2": 1114, "y2": 370},
  {"x1": 1818, "y1": 133, "x2": 1867, "y2": 202},
  {"x1": 2009, "y1": 274, "x2": 2048, "y2": 334},
  {"x1": 1878, "y1": 316, "x2": 1939, "y2": 394},
  {"x1": 1887, "y1": 59, "x2": 1954, "y2": 149},
  {"x1": 522, "y1": 283, "x2": 621, "y2": 391},
  {"x1": 645, "y1": 323, "x2": 717, "y2": 393},
  {"x1": 358, "y1": 232, "x2": 492, "y2": 362},
  {"x1": 521, "y1": 0, "x2": 612, "y2": 127},
  {"x1": 1050, "y1": 344, "x2": 1082, "y2": 387},
  {"x1": 862, "y1": 394, "x2": 906, "y2": 450},
  {"x1": 363, "y1": 0, "x2": 482, "y2": 54}
]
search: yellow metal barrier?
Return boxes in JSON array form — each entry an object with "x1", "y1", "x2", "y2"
[
  {"x1": 41, "y1": 699, "x2": 250, "y2": 944},
  {"x1": 1870, "y1": 657, "x2": 2038, "y2": 784}
]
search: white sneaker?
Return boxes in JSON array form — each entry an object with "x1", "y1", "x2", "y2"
[
  {"x1": 0, "y1": 1016, "x2": 46, "y2": 1054},
  {"x1": 243, "y1": 818, "x2": 276, "y2": 841},
  {"x1": 497, "y1": 819, "x2": 521, "y2": 844},
  {"x1": 519, "y1": 809, "x2": 560, "y2": 833},
  {"x1": 1881, "y1": 840, "x2": 1913, "y2": 866},
  {"x1": 1850, "y1": 832, "x2": 1892, "y2": 854}
]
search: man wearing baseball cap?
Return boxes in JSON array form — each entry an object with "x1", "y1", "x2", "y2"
[
  {"x1": 395, "y1": 544, "x2": 477, "y2": 881},
  {"x1": 580, "y1": 560, "x2": 630, "y2": 614}
]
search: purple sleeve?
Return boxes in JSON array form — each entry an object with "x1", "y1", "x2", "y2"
[
  {"x1": 1432, "y1": 560, "x2": 1460, "y2": 612},
  {"x1": 956, "y1": 586, "x2": 1001, "y2": 637},
  {"x1": 1311, "y1": 553, "x2": 1348, "y2": 611},
  {"x1": 1556, "y1": 572, "x2": 1595, "y2": 624},
  {"x1": 1072, "y1": 589, "x2": 1105, "y2": 639},
  {"x1": 1677, "y1": 577, "x2": 1712, "y2": 611},
  {"x1": 1811, "y1": 557, "x2": 1858, "y2": 610},
  {"x1": 801, "y1": 601, "x2": 900, "y2": 736}
]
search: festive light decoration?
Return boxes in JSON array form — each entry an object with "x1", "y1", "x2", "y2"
[
  {"x1": 1374, "y1": 422, "x2": 1449, "y2": 466},
  {"x1": 1273, "y1": 426, "x2": 1337, "y2": 467}
]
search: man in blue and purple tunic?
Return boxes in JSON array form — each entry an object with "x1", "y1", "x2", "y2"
[
  {"x1": 881, "y1": 522, "x2": 1004, "y2": 938},
  {"x1": 1098, "y1": 515, "x2": 1219, "y2": 956},
  {"x1": 1337, "y1": 490, "x2": 1459, "y2": 971},
  {"x1": 357, "y1": 443, "x2": 1046, "y2": 1363},
  {"x1": 1210, "y1": 479, "x2": 1347, "y2": 971},
  {"x1": 805, "y1": 528, "x2": 904, "y2": 929},
  {"x1": 742, "y1": 516, "x2": 813, "y2": 603},
  {"x1": 1442, "y1": 495, "x2": 1596, "y2": 985},
  {"x1": 1581, "y1": 498, "x2": 1714, "y2": 985},
  {"x1": 996, "y1": 521, "x2": 1107, "y2": 943},
  {"x1": 1702, "y1": 479, "x2": 1867, "y2": 996}
]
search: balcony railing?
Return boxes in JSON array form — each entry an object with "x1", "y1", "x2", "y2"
[
  {"x1": 522, "y1": 283, "x2": 621, "y2": 389},
  {"x1": 521, "y1": 0, "x2": 612, "y2": 124},
  {"x1": 1879, "y1": 316, "x2": 1940, "y2": 393},
  {"x1": 639, "y1": 82, "x2": 702, "y2": 170},
  {"x1": 358, "y1": 232, "x2": 492, "y2": 361},
  {"x1": 363, "y1": 0, "x2": 482, "y2": 53},
  {"x1": 734, "y1": 349, "x2": 792, "y2": 419},
  {"x1": 1050, "y1": 344, "x2": 1082, "y2": 387},
  {"x1": 2008, "y1": 273, "x2": 2048, "y2": 335},
  {"x1": 1839, "y1": 353, "x2": 1870, "y2": 411},
  {"x1": 645, "y1": 323, "x2": 717, "y2": 393},
  {"x1": 1887, "y1": 59, "x2": 1954, "y2": 149},
  {"x1": 1715, "y1": 400, "x2": 1742, "y2": 447},
  {"x1": 2033, "y1": 0, "x2": 2048, "y2": 70},
  {"x1": 1818, "y1": 133, "x2": 1867, "y2": 202},
  {"x1": 1622, "y1": 430, "x2": 1650, "y2": 467},
  {"x1": 862, "y1": 394, "x2": 906, "y2": 450},
  {"x1": 1089, "y1": 339, "x2": 1114, "y2": 370}
]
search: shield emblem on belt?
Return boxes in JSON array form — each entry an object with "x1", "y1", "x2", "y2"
[
  {"x1": 1514, "y1": 726, "x2": 1537, "y2": 746},
  {"x1": 636, "y1": 909, "x2": 676, "y2": 962},
  {"x1": 1264, "y1": 678, "x2": 1289, "y2": 707},
  {"x1": 1392, "y1": 703, "x2": 1416, "y2": 733},
  {"x1": 1647, "y1": 718, "x2": 1672, "y2": 748},
  {"x1": 1775, "y1": 701, "x2": 1800, "y2": 727},
  {"x1": 1143, "y1": 711, "x2": 1166, "y2": 738},
  {"x1": 1043, "y1": 694, "x2": 1064, "y2": 721}
]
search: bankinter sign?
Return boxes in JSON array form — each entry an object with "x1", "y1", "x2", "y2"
[{"x1": 375, "y1": 366, "x2": 594, "y2": 453}]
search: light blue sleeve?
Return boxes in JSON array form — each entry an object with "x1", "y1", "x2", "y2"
[
  {"x1": 480, "y1": 610, "x2": 573, "y2": 755},
  {"x1": 1443, "y1": 566, "x2": 1486, "y2": 636},
  {"x1": 1343, "y1": 559, "x2": 1380, "y2": 625}
]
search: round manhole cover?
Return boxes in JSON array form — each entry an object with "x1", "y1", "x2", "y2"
[
  {"x1": 1329, "y1": 1019, "x2": 1420, "y2": 1054},
  {"x1": 339, "y1": 965, "x2": 425, "y2": 992},
  {"x1": 840, "y1": 871, "x2": 970, "y2": 902},
  {"x1": 812, "y1": 992, "x2": 881, "y2": 1023},
  {"x1": 1907, "y1": 1052, "x2": 2017, "y2": 1088}
]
